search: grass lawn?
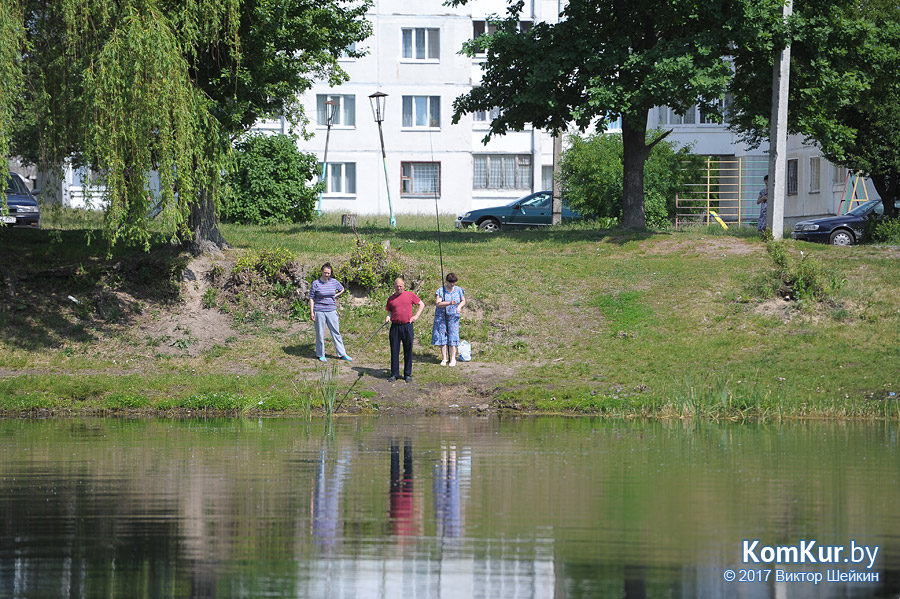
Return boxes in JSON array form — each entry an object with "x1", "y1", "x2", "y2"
[{"x1": 1, "y1": 210, "x2": 898, "y2": 419}]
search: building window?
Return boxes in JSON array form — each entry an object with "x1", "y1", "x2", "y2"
[
  {"x1": 339, "y1": 42, "x2": 358, "y2": 60},
  {"x1": 473, "y1": 154, "x2": 532, "y2": 189},
  {"x1": 472, "y1": 20, "x2": 532, "y2": 38},
  {"x1": 472, "y1": 20, "x2": 499, "y2": 40},
  {"x1": 401, "y1": 162, "x2": 440, "y2": 195},
  {"x1": 471, "y1": 21, "x2": 532, "y2": 54},
  {"x1": 658, "y1": 106, "x2": 696, "y2": 125},
  {"x1": 401, "y1": 96, "x2": 440, "y2": 128},
  {"x1": 833, "y1": 165, "x2": 846, "y2": 185},
  {"x1": 71, "y1": 166, "x2": 102, "y2": 188},
  {"x1": 473, "y1": 107, "x2": 500, "y2": 125},
  {"x1": 401, "y1": 28, "x2": 439, "y2": 60},
  {"x1": 316, "y1": 94, "x2": 355, "y2": 127},
  {"x1": 809, "y1": 157, "x2": 821, "y2": 193},
  {"x1": 699, "y1": 97, "x2": 731, "y2": 124},
  {"x1": 787, "y1": 159, "x2": 799, "y2": 195},
  {"x1": 542, "y1": 165, "x2": 553, "y2": 191},
  {"x1": 319, "y1": 163, "x2": 356, "y2": 195}
]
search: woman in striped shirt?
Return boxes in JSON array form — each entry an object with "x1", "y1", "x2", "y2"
[{"x1": 309, "y1": 263, "x2": 352, "y2": 362}]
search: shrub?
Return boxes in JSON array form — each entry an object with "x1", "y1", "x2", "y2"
[
  {"x1": 222, "y1": 133, "x2": 322, "y2": 225},
  {"x1": 272, "y1": 280, "x2": 295, "y2": 298},
  {"x1": 290, "y1": 299, "x2": 310, "y2": 321},
  {"x1": 560, "y1": 131, "x2": 703, "y2": 227},
  {"x1": 232, "y1": 247, "x2": 296, "y2": 281},
  {"x1": 254, "y1": 247, "x2": 295, "y2": 279},
  {"x1": 758, "y1": 241, "x2": 844, "y2": 302},
  {"x1": 872, "y1": 217, "x2": 900, "y2": 244},
  {"x1": 202, "y1": 287, "x2": 218, "y2": 309},
  {"x1": 334, "y1": 240, "x2": 403, "y2": 291}
]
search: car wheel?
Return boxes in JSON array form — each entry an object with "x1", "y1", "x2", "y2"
[
  {"x1": 478, "y1": 218, "x2": 501, "y2": 233},
  {"x1": 829, "y1": 229, "x2": 854, "y2": 246}
]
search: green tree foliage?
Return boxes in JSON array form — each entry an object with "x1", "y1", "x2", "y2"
[
  {"x1": 450, "y1": 0, "x2": 774, "y2": 228},
  {"x1": 223, "y1": 134, "x2": 321, "y2": 225},
  {"x1": 193, "y1": 0, "x2": 371, "y2": 136},
  {"x1": 1, "y1": 0, "x2": 371, "y2": 248},
  {"x1": 561, "y1": 132, "x2": 702, "y2": 228},
  {"x1": 0, "y1": 2, "x2": 24, "y2": 183},
  {"x1": 729, "y1": 0, "x2": 900, "y2": 219}
]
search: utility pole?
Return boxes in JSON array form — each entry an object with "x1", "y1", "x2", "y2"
[
  {"x1": 768, "y1": 0, "x2": 792, "y2": 239},
  {"x1": 551, "y1": 0, "x2": 565, "y2": 225},
  {"x1": 552, "y1": 133, "x2": 563, "y2": 225}
]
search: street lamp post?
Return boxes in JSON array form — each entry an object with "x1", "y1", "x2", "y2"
[
  {"x1": 369, "y1": 91, "x2": 396, "y2": 228},
  {"x1": 318, "y1": 99, "x2": 339, "y2": 217}
]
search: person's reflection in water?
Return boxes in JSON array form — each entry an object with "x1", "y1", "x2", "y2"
[
  {"x1": 311, "y1": 448, "x2": 350, "y2": 551},
  {"x1": 624, "y1": 564, "x2": 646, "y2": 598},
  {"x1": 433, "y1": 445, "x2": 462, "y2": 538},
  {"x1": 389, "y1": 440, "x2": 419, "y2": 540}
]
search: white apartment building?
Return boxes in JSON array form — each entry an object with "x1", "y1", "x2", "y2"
[
  {"x1": 285, "y1": 0, "x2": 570, "y2": 218},
  {"x1": 286, "y1": 0, "x2": 877, "y2": 223}
]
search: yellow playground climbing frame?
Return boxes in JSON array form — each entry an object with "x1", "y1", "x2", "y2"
[{"x1": 675, "y1": 156, "x2": 769, "y2": 229}]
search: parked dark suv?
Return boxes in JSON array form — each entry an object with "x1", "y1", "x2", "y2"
[
  {"x1": 455, "y1": 191, "x2": 581, "y2": 232},
  {"x1": 2, "y1": 172, "x2": 41, "y2": 229}
]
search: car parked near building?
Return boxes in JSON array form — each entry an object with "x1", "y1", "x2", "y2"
[
  {"x1": 790, "y1": 199, "x2": 899, "y2": 245},
  {"x1": 455, "y1": 191, "x2": 581, "y2": 232},
  {"x1": 2, "y1": 172, "x2": 41, "y2": 229}
]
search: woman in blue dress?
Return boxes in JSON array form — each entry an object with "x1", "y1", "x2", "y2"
[{"x1": 431, "y1": 273, "x2": 466, "y2": 366}]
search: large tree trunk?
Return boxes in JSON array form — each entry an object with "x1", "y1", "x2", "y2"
[
  {"x1": 870, "y1": 170, "x2": 899, "y2": 220},
  {"x1": 187, "y1": 189, "x2": 229, "y2": 254},
  {"x1": 621, "y1": 113, "x2": 650, "y2": 229}
]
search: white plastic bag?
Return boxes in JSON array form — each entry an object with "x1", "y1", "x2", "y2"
[{"x1": 458, "y1": 340, "x2": 471, "y2": 362}]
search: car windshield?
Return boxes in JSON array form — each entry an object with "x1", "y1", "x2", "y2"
[
  {"x1": 846, "y1": 199, "x2": 882, "y2": 217},
  {"x1": 4, "y1": 172, "x2": 29, "y2": 196},
  {"x1": 510, "y1": 192, "x2": 551, "y2": 208}
]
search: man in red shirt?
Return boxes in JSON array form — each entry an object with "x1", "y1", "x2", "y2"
[{"x1": 385, "y1": 277, "x2": 425, "y2": 382}]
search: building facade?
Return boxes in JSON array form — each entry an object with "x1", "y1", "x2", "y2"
[
  {"x1": 651, "y1": 101, "x2": 878, "y2": 225},
  {"x1": 288, "y1": 0, "x2": 571, "y2": 217}
]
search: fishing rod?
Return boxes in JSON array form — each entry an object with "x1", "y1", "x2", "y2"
[
  {"x1": 333, "y1": 319, "x2": 388, "y2": 412},
  {"x1": 428, "y1": 130, "x2": 452, "y2": 352},
  {"x1": 337, "y1": 130, "x2": 449, "y2": 411},
  {"x1": 360, "y1": 319, "x2": 389, "y2": 351}
]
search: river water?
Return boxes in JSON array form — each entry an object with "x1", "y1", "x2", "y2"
[{"x1": 0, "y1": 416, "x2": 898, "y2": 598}]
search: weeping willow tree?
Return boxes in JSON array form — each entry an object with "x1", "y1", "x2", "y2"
[
  {"x1": 2, "y1": 0, "x2": 371, "y2": 249},
  {"x1": 0, "y1": 1, "x2": 24, "y2": 188}
]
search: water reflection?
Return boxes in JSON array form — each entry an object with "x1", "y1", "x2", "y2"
[
  {"x1": 0, "y1": 417, "x2": 898, "y2": 598},
  {"x1": 433, "y1": 445, "x2": 464, "y2": 539},
  {"x1": 311, "y1": 447, "x2": 350, "y2": 550},
  {"x1": 389, "y1": 440, "x2": 419, "y2": 540}
]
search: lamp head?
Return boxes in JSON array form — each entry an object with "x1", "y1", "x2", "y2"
[
  {"x1": 324, "y1": 100, "x2": 339, "y2": 126},
  {"x1": 368, "y1": 91, "x2": 388, "y2": 123}
]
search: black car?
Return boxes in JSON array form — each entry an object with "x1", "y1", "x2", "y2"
[
  {"x1": 455, "y1": 191, "x2": 581, "y2": 232},
  {"x1": 2, "y1": 172, "x2": 41, "y2": 229},
  {"x1": 790, "y1": 199, "x2": 899, "y2": 245}
]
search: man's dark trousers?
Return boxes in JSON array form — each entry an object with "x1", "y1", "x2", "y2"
[{"x1": 389, "y1": 322, "x2": 414, "y2": 378}]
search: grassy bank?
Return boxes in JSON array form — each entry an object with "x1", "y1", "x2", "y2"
[{"x1": 1, "y1": 211, "x2": 899, "y2": 419}]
